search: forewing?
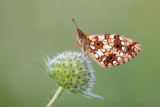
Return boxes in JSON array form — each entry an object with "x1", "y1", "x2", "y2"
[{"x1": 87, "y1": 34, "x2": 141, "y2": 68}]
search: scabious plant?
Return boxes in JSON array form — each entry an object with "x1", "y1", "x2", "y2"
[{"x1": 45, "y1": 51, "x2": 102, "y2": 107}]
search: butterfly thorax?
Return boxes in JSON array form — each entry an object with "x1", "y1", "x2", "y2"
[{"x1": 78, "y1": 38, "x2": 90, "y2": 52}]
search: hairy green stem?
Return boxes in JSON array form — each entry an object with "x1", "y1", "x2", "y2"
[{"x1": 47, "y1": 87, "x2": 64, "y2": 107}]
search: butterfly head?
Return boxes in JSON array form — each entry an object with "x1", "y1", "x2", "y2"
[
  {"x1": 76, "y1": 29, "x2": 87, "y2": 40},
  {"x1": 72, "y1": 18, "x2": 87, "y2": 40}
]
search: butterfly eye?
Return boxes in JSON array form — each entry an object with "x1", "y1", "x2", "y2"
[{"x1": 79, "y1": 32, "x2": 83, "y2": 38}]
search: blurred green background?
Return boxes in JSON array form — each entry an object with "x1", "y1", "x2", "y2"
[{"x1": 0, "y1": 0, "x2": 160, "y2": 107}]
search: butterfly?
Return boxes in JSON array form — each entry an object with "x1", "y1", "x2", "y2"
[{"x1": 71, "y1": 18, "x2": 141, "y2": 68}]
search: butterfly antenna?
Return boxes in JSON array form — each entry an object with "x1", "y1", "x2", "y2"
[{"x1": 72, "y1": 18, "x2": 81, "y2": 29}]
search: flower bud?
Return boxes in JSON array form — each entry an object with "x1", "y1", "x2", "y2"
[
  {"x1": 46, "y1": 51, "x2": 94, "y2": 93},
  {"x1": 45, "y1": 51, "x2": 102, "y2": 99}
]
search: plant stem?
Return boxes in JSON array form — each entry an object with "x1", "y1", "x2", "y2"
[{"x1": 46, "y1": 86, "x2": 64, "y2": 107}]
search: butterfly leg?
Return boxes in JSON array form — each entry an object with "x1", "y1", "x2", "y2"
[
  {"x1": 85, "y1": 51, "x2": 90, "y2": 66},
  {"x1": 67, "y1": 42, "x2": 79, "y2": 54}
]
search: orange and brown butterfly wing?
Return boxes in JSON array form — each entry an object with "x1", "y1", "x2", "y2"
[{"x1": 87, "y1": 34, "x2": 141, "y2": 68}]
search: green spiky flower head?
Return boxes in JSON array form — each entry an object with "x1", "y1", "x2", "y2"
[{"x1": 46, "y1": 51, "x2": 102, "y2": 98}]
